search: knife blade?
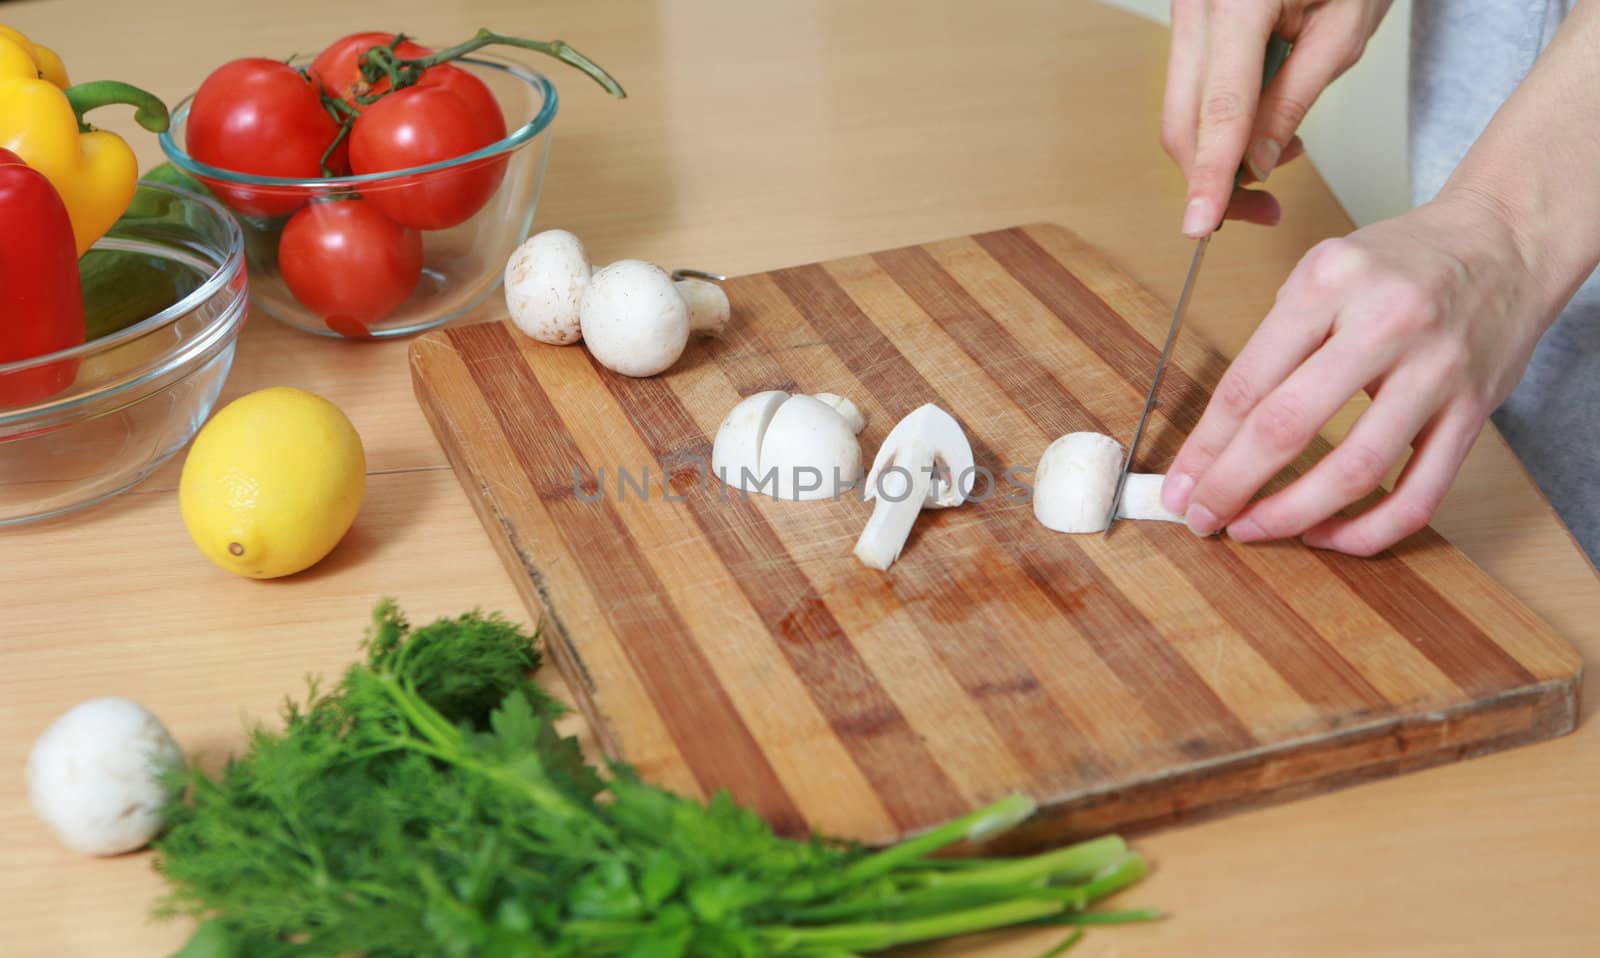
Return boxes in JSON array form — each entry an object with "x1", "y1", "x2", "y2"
[{"x1": 1104, "y1": 35, "x2": 1292, "y2": 535}]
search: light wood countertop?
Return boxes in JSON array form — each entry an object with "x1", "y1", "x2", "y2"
[{"x1": 2, "y1": 2, "x2": 1595, "y2": 955}]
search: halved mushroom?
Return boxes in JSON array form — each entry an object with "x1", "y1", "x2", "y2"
[
  {"x1": 712, "y1": 391, "x2": 865, "y2": 500},
  {"x1": 580, "y1": 260, "x2": 731, "y2": 377},
  {"x1": 1032, "y1": 432, "x2": 1184, "y2": 533},
  {"x1": 853, "y1": 404, "x2": 975, "y2": 570}
]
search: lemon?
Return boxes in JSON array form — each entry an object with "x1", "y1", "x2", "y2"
[{"x1": 179, "y1": 387, "x2": 366, "y2": 579}]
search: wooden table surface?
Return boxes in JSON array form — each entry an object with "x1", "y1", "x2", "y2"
[{"x1": 1, "y1": 2, "x2": 1594, "y2": 955}]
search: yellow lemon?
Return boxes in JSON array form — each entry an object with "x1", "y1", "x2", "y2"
[{"x1": 179, "y1": 387, "x2": 365, "y2": 579}]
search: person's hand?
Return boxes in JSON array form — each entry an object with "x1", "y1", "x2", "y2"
[
  {"x1": 1163, "y1": 0, "x2": 1393, "y2": 236},
  {"x1": 1159, "y1": 190, "x2": 1552, "y2": 555}
]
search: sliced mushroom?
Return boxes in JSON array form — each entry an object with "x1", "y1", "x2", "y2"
[
  {"x1": 712, "y1": 391, "x2": 865, "y2": 500},
  {"x1": 712, "y1": 390, "x2": 790, "y2": 491},
  {"x1": 580, "y1": 261, "x2": 732, "y2": 377},
  {"x1": 1033, "y1": 432, "x2": 1184, "y2": 533},
  {"x1": 503, "y1": 229, "x2": 591, "y2": 345},
  {"x1": 854, "y1": 404, "x2": 975, "y2": 570}
]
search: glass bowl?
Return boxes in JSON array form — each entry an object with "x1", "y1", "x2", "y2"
[
  {"x1": 0, "y1": 181, "x2": 247, "y2": 526},
  {"x1": 158, "y1": 55, "x2": 556, "y2": 339}
]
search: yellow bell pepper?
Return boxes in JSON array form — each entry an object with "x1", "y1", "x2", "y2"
[
  {"x1": 0, "y1": 25, "x2": 69, "y2": 87},
  {"x1": 0, "y1": 31, "x2": 168, "y2": 256}
]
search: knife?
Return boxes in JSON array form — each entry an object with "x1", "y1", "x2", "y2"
[{"x1": 1104, "y1": 35, "x2": 1293, "y2": 535}]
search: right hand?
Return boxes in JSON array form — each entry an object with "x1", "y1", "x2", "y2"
[{"x1": 1162, "y1": 0, "x2": 1394, "y2": 236}]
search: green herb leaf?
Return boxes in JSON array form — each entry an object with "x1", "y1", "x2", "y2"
[{"x1": 153, "y1": 602, "x2": 1156, "y2": 957}]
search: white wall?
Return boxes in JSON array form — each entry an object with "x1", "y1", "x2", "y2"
[{"x1": 1103, "y1": 0, "x2": 1412, "y2": 226}]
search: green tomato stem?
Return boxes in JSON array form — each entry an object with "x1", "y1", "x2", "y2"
[{"x1": 410, "y1": 28, "x2": 626, "y2": 98}]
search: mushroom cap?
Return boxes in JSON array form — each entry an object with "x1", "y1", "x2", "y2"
[
  {"x1": 1033, "y1": 431, "x2": 1123, "y2": 533},
  {"x1": 760, "y1": 394, "x2": 863, "y2": 501},
  {"x1": 712, "y1": 390, "x2": 790, "y2": 492},
  {"x1": 863, "y1": 404, "x2": 975, "y2": 508},
  {"x1": 580, "y1": 260, "x2": 689, "y2": 377},
  {"x1": 504, "y1": 229, "x2": 591, "y2": 345},
  {"x1": 26, "y1": 697, "x2": 183, "y2": 856}
]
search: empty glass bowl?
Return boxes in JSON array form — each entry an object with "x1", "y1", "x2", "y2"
[
  {"x1": 158, "y1": 55, "x2": 556, "y2": 339},
  {"x1": 0, "y1": 181, "x2": 248, "y2": 525}
]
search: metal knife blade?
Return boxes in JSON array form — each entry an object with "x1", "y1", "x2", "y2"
[
  {"x1": 1102, "y1": 232, "x2": 1209, "y2": 534},
  {"x1": 1103, "y1": 35, "x2": 1291, "y2": 536}
]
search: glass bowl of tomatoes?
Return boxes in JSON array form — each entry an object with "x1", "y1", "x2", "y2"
[
  {"x1": 158, "y1": 53, "x2": 556, "y2": 339},
  {"x1": 0, "y1": 181, "x2": 248, "y2": 525}
]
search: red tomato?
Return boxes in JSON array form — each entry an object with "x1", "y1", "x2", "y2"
[
  {"x1": 417, "y1": 64, "x2": 506, "y2": 142},
  {"x1": 185, "y1": 58, "x2": 347, "y2": 216},
  {"x1": 309, "y1": 32, "x2": 433, "y2": 106},
  {"x1": 349, "y1": 84, "x2": 506, "y2": 230},
  {"x1": 278, "y1": 199, "x2": 423, "y2": 336}
]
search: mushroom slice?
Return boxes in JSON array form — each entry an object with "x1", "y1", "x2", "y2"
[
  {"x1": 712, "y1": 391, "x2": 790, "y2": 493},
  {"x1": 760, "y1": 394, "x2": 863, "y2": 500},
  {"x1": 1033, "y1": 432, "x2": 1184, "y2": 533},
  {"x1": 854, "y1": 404, "x2": 975, "y2": 570}
]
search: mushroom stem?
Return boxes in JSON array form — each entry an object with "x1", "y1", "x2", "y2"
[
  {"x1": 1116, "y1": 473, "x2": 1184, "y2": 523},
  {"x1": 675, "y1": 278, "x2": 731, "y2": 335},
  {"x1": 812, "y1": 393, "x2": 866, "y2": 434},
  {"x1": 853, "y1": 439, "x2": 935, "y2": 570}
]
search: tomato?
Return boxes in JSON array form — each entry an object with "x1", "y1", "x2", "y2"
[
  {"x1": 349, "y1": 84, "x2": 506, "y2": 230},
  {"x1": 309, "y1": 32, "x2": 432, "y2": 106},
  {"x1": 185, "y1": 58, "x2": 347, "y2": 216},
  {"x1": 277, "y1": 199, "x2": 423, "y2": 336},
  {"x1": 417, "y1": 64, "x2": 506, "y2": 142}
]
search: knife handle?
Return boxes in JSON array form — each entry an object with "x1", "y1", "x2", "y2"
[{"x1": 1233, "y1": 34, "x2": 1294, "y2": 189}]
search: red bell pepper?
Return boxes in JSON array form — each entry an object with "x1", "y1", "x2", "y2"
[{"x1": 0, "y1": 147, "x2": 85, "y2": 408}]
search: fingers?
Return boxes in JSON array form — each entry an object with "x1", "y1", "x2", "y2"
[
  {"x1": 1302, "y1": 403, "x2": 1484, "y2": 556},
  {"x1": 1161, "y1": 0, "x2": 1208, "y2": 175},
  {"x1": 1244, "y1": 27, "x2": 1363, "y2": 183},
  {"x1": 1225, "y1": 371, "x2": 1438, "y2": 542},
  {"x1": 1225, "y1": 186, "x2": 1282, "y2": 226},
  {"x1": 1163, "y1": 275, "x2": 1336, "y2": 514},
  {"x1": 1237, "y1": 136, "x2": 1305, "y2": 185},
  {"x1": 1184, "y1": 5, "x2": 1276, "y2": 236},
  {"x1": 1182, "y1": 322, "x2": 1402, "y2": 535}
]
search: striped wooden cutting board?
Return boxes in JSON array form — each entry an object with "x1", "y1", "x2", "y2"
[{"x1": 411, "y1": 223, "x2": 1581, "y2": 848}]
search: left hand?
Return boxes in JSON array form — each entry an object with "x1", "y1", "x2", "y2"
[{"x1": 1160, "y1": 188, "x2": 1550, "y2": 555}]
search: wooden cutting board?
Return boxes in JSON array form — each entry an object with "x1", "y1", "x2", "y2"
[{"x1": 411, "y1": 223, "x2": 1581, "y2": 849}]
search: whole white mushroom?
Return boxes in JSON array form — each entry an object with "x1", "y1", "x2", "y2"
[
  {"x1": 1032, "y1": 432, "x2": 1185, "y2": 533},
  {"x1": 27, "y1": 697, "x2": 184, "y2": 856},
  {"x1": 504, "y1": 229, "x2": 592, "y2": 345},
  {"x1": 580, "y1": 260, "x2": 731, "y2": 377}
]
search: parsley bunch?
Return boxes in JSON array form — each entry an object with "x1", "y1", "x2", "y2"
[{"x1": 155, "y1": 602, "x2": 1156, "y2": 957}]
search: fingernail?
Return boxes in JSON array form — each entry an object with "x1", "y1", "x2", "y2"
[
  {"x1": 1163, "y1": 472, "x2": 1195, "y2": 513},
  {"x1": 1181, "y1": 197, "x2": 1214, "y2": 237},
  {"x1": 1246, "y1": 137, "x2": 1282, "y2": 184},
  {"x1": 1186, "y1": 503, "x2": 1220, "y2": 537},
  {"x1": 1228, "y1": 518, "x2": 1265, "y2": 542}
]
